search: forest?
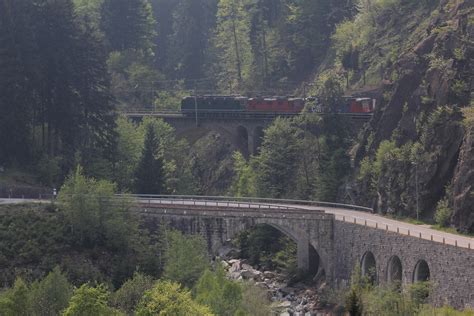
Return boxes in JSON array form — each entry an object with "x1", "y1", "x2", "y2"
[
  {"x1": 1, "y1": 0, "x2": 472, "y2": 232},
  {"x1": 0, "y1": 0, "x2": 473, "y2": 314}
]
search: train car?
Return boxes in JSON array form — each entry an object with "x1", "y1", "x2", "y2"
[
  {"x1": 347, "y1": 97, "x2": 376, "y2": 113},
  {"x1": 181, "y1": 95, "x2": 247, "y2": 113},
  {"x1": 246, "y1": 97, "x2": 305, "y2": 113}
]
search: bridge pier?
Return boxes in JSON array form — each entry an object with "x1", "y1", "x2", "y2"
[{"x1": 297, "y1": 237, "x2": 310, "y2": 272}]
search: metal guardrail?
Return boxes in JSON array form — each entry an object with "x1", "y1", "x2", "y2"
[
  {"x1": 122, "y1": 194, "x2": 473, "y2": 250},
  {"x1": 124, "y1": 194, "x2": 374, "y2": 213},
  {"x1": 334, "y1": 214, "x2": 473, "y2": 250}
]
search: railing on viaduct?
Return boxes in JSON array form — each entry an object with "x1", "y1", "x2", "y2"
[{"x1": 129, "y1": 194, "x2": 474, "y2": 250}]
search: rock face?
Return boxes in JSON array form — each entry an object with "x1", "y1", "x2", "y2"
[
  {"x1": 452, "y1": 123, "x2": 474, "y2": 233},
  {"x1": 351, "y1": 0, "x2": 473, "y2": 226}
]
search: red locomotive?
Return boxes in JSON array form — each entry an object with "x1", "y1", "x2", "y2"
[
  {"x1": 246, "y1": 97, "x2": 305, "y2": 113},
  {"x1": 347, "y1": 97, "x2": 376, "y2": 113}
]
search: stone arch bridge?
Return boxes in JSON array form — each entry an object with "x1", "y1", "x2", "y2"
[{"x1": 131, "y1": 195, "x2": 474, "y2": 310}]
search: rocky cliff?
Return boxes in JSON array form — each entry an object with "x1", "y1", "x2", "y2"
[{"x1": 347, "y1": 0, "x2": 473, "y2": 232}]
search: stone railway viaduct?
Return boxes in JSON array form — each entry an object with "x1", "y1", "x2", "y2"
[
  {"x1": 134, "y1": 197, "x2": 474, "y2": 310},
  {"x1": 124, "y1": 111, "x2": 371, "y2": 156}
]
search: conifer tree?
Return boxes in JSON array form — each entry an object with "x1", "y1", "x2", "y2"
[
  {"x1": 101, "y1": 0, "x2": 156, "y2": 52},
  {"x1": 135, "y1": 124, "x2": 165, "y2": 194}
]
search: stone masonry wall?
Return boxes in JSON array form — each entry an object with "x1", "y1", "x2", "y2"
[
  {"x1": 334, "y1": 221, "x2": 474, "y2": 309},
  {"x1": 138, "y1": 206, "x2": 474, "y2": 310}
]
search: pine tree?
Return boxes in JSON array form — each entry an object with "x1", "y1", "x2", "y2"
[
  {"x1": 214, "y1": 0, "x2": 253, "y2": 90},
  {"x1": 0, "y1": 0, "x2": 36, "y2": 165},
  {"x1": 101, "y1": 0, "x2": 156, "y2": 52},
  {"x1": 135, "y1": 124, "x2": 165, "y2": 194},
  {"x1": 255, "y1": 118, "x2": 299, "y2": 198},
  {"x1": 166, "y1": 0, "x2": 217, "y2": 83}
]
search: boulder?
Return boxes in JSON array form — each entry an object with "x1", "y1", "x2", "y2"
[{"x1": 240, "y1": 269, "x2": 259, "y2": 279}]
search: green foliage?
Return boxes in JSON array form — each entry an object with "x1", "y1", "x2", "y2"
[
  {"x1": 195, "y1": 267, "x2": 243, "y2": 316},
  {"x1": 453, "y1": 48, "x2": 466, "y2": 61},
  {"x1": 313, "y1": 70, "x2": 345, "y2": 112},
  {"x1": 73, "y1": 0, "x2": 104, "y2": 30},
  {"x1": 163, "y1": 231, "x2": 209, "y2": 289},
  {"x1": 0, "y1": 205, "x2": 70, "y2": 285},
  {"x1": 374, "y1": 140, "x2": 397, "y2": 177},
  {"x1": 188, "y1": 131, "x2": 235, "y2": 196},
  {"x1": 0, "y1": 0, "x2": 116, "y2": 167},
  {"x1": 30, "y1": 267, "x2": 73, "y2": 316},
  {"x1": 113, "y1": 117, "x2": 193, "y2": 194},
  {"x1": 408, "y1": 281, "x2": 431, "y2": 306},
  {"x1": 346, "y1": 286, "x2": 363, "y2": 316},
  {"x1": 36, "y1": 155, "x2": 62, "y2": 187},
  {"x1": 236, "y1": 225, "x2": 296, "y2": 274},
  {"x1": 418, "y1": 305, "x2": 474, "y2": 316},
  {"x1": 450, "y1": 79, "x2": 469, "y2": 100},
  {"x1": 358, "y1": 157, "x2": 374, "y2": 181},
  {"x1": 62, "y1": 284, "x2": 122, "y2": 316},
  {"x1": 59, "y1": 167, "x2": 134, "y2": 249},
  {"x1": 239, "y1": 282, "x2": 272, "y2": 316},
  {"x1": 135, "y1": 280, "x2": 213, "y2": 316},
  {"x1": 255, "y1": 118, "x2": 299, "y2": 198},
  {"x1": 111, "y1": 272, "x2": 155, "y2": 314},
  {"x1": 101, "y1": 0, "x2": 156, "y2": 52},
  {"x1": 434, "y1": 198, "x2": 452, "y2": 227},
  {"x1": 114, "y1": 116, "x2": 144, "y2": 191},
  {"x1": 214, "y1": 0, "x2": 253, "y2": 89},
  {"x1": 342, "y1": 266, "x2": 437, "y2": 316},
  {"x1": 462, "y1": 106, "x2": 474, "y2": 125},
  {"x1": 0, "y1": 278, "x2": 31, "y2": 316},
  {"x1": 229, "y1": 152, "x2": 257, "y2": 197},
  {"x1": 57, "y1": 167, "x2": 162, "y2": 285},
  {"x1": 165, "y1": 0, "x2": 216, "y2": 82},
  {"x1": 134, "y1": 123, "x2": 166, "y2": 194}
]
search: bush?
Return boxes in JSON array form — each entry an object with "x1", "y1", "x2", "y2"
[
  {"x1": 111, "y1": 272, "x2": 155, "y2": 314},
  {"x1": 30, "y1": 267, "x2": 73, "y2": 315},
  {"x1": 0, "y1": 278, "x2": 31, "y2": 316},
  {"x1": 434, "y1": 198, "x2": 452, "y2": 227},
  {"x1": 408, "y1": 281, "x2": 431, "y2": 306},
  {"x1": 62, "y1": 284, "x2": 122, "y2": 316},
  {"x1": 36, "y1": 155, "x2": 62, "y2": 186},
  {"x1": 194, "y1": 267, "x2": 243, "y2": 316},
  {"x1": 135, "y1": 281, "x2": 213, "y2": 316},
  {"x1": 163, "y1": 231, "x2": 209, "y2": 289}
]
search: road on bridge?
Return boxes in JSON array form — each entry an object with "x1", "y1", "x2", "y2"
[{"x1": 137, "y1": 197, "x2": 474, "y2": 250}]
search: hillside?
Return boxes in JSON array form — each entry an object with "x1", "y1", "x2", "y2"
[{"x1": 323, "y1": 0, "x2": 473, "y2": 232}]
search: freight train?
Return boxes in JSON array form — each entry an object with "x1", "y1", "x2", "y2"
[{"x1": 180, "y1": 95, "x2": 375, "y2": 115}]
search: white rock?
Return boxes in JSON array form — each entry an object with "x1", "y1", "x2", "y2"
[{"x1": 220, "y1": 261, "x2": 230, "y2": 269}]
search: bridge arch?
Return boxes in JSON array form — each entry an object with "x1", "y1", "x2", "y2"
[
  {"x1": 244, "y1": 223, "x2": 321, "y2": 277},
  {"x1": 413, "y1": 259, "x2": 430, "y2": 282},
  {"x1": 253, "y1": 126, "x2": 265, "y2": 154},
  {"x1": 236, "y1": 126, "x2": 249, "y2": 156},
  {"x1": 361, "y1": 251, "x2": 377, "y2": 284},
  {"x1": 222, "y1": 218, "x2": 329, "y2": 279},
  {"x1": 386, "y1": 255, "x2": 403, "y2": 285}
]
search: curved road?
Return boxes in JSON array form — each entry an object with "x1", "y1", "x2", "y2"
[
  {"x1": 1, "y1": 196, "x2": 473, "y2": 249},
  {"x1": 137, "y1": 197, "x2": 474, "y2": 250}
]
